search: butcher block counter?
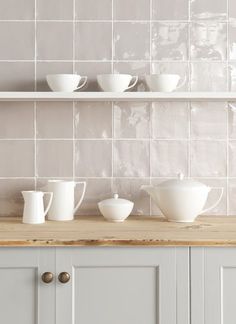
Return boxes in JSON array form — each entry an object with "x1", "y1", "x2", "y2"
[{"x1": 0, "y1": 215, "x2": 236, "y2": 246}]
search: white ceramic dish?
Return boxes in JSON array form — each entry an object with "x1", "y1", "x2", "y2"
[
  {"x1": 142, "y1": 174, "x2": 224, "y2": 223},
  {"x1": 145, "y1": 74, "x2": 184, "y2": 92},
  {"x1": 98, "y1": 194, "x2": 134, "y2": 222},
  {"x1": 46, "y1": 74, "x2": 87, "y2": 92},
  {"x1": 97, "y1": 74, "x2": 138, "y2": 92}
]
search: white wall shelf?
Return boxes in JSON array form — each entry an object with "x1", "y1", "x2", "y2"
[{"x1": 0, "y1": 92, "x2": 236, "y2": 101}]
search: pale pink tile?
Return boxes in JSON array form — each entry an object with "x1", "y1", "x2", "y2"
[
  {"x1": 0, "y1": 0, "x2": 34, "y2": 19},
  {"x1": 229, "y1": 141, "x2": 236, "y2": 176},
  {"x1": 228, "y1": 179, "x2": 236, "y2": 215},
  {"x1": 229, "y1": 63, "x2": 236, "y2": 91},
  {"x1": 153, "y1": 0, "x2": 189, "y2": 20},
  {"x1": 114, "y1": 0, "x2": 150, "y2": 20},
  {"x1": 229, "y1": 0, "x2": 236, "y2": 20},
  {"x1": 229, "y1": 23, "x2": 236, "y2": 60},
  {"x1": 114, "y1": 140, "x2": 150, "y2": 177},
  {"x1": 75, "y1": 0, "x2": 112, "y2": 20},
  {"x1": 228, "y1": 102, "x2": 236, "y2": 138},
  {"x1": 37, "y1": 0, "x2": 73, "y2": 20},
  {"x1": 151, "y1": 140, "x2": 188, "y2": 177},
  {"x1": 190, "y1": 0, "x2": 227, "y2": 20}
]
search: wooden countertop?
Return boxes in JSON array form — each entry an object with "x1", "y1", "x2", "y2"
[{"x1": 0, "y1": 215, "x2": 236, "y2": 246}]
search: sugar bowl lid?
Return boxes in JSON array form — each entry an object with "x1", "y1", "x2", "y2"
[
  {"x1": 157, "y1": 173, "x2": 209, "y2": 190},
  {"x1": 98, "y1": 194, "x2": 134, "y2": 207}
]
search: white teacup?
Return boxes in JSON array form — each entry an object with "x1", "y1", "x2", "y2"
[
  {"x1": 145, "y1": 74, "x2": 185, "y2": 92},
  {"x1": 97, "y1": 74, "x2": 138, "y2": 92},
  {"x1": 46, "y1": 74, "x2": 87, "y2": 92}
]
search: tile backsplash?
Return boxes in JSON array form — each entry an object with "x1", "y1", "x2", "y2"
[{"x1": 1, "y1": 0, "x2": 236, "y2": 216}]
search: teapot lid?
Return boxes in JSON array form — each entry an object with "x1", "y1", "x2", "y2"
[
  {"x1": 158, "y1": 173, "x2": 209, "y2": 190},
  {"x1": 99, "y1": 194, "x2": 134, "y2": 207}
]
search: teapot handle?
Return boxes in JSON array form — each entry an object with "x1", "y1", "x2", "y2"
[
  {"x1": 43, "y1": 192, "x2": 53, "y2": 217},
  {"x1": 201, "y1": 187, "x2": 224, "y2": 214},
  {"x1": 74, "y1": 182, "x2": 87, "y2": 214}
]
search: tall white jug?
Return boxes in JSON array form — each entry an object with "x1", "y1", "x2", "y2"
[{"x1": 47, "y1": 180, "x2": 86, "y2": 221}]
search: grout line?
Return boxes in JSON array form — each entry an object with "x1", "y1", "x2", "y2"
[
  {"x1": 149, "y1": 0, "x2": 152, "y2": 216},
  {"x1": 111, "y1": 0, "x2": 114, "y2": 192},
  {"x1": 0, "y1": 19, "x2": 232, "y2": 23},
  {"x1": 72, "y1": 0, "x2": 76, "y2": 180},
  {"x1": 0, "y1": 138, "x2": 231, "y2": 142},
  {"x1": 0, "y1": 176, "x2": 231, "y2": 180},
  {"x1": 34, "y1": 0, "x2": 37, "y2": 189}
]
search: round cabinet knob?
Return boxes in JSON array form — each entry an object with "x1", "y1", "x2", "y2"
[
  {"x1": 58, "y1": 272, "x2": 71, "y2": 284},
  {"x1": 41, "y1": 272, "x2": 54, "y2": 284}
]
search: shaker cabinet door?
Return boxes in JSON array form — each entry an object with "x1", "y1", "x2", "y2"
[
  {"x1": 0, "y1": 248, "x2": 56, "y2": 324},
  {"x1": 56, "y1": 247, "x2": 189, "y2": 324},
  {"x1": 191, "y1": 247, "x2": 236, "y2": 324}
]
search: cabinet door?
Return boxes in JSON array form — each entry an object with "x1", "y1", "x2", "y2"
[
  {"x1": 0, "y1": 247, "x2": 56, "y2": 324},
  {"x1": 56, "y1": 247, "x2": 189, "y2": 324},
  {"x1": 191, "y1": 247, "x2": 236, "y2": 324}
]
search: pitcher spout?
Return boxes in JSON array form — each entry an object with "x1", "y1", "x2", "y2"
[{"x1": 141, "y1": 185, "x2": 159, "y2": 204}]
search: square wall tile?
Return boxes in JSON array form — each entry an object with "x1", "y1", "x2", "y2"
[
  {"x1": 0, "y1": 179, "x2": 35, "y2": 217},
  {"x1": 228, "y1": 179, "x2": 236, "y2": 215},
  {"x1": 191, "y1": 22, "x2": 226, "y2": 61},
  {"x1": 151, "y1": 140, "x2": 188, "y2": 177},
  {"x1": 114, "y1": 102, "x2": 150, "y2": 139},
  {"x1": 229, "y1": 141, "x2": 236, "y2": 176},
  {"x1": 114, "y1": 62, "x2": 150, "y2": 91},
  {"x1": 152, "y1": 22, "x2": 188, "y2": 61},
  {"x1": 36, "y1": 62, "x2": 73, "y2": 91},
  {"x1": 37, "y1": 22, "x2": 73, "y2": 60},
  {"x1": 0, "y1": 63, "x2": 34, "y2": 91},
  {"x1": 191, "y1": 62, "x2": 227, "y2": 91},
  {"x1": 0, "y1": 22, "x2": 34, "y2": 60},
  {"x1": 0, "y1": 102, "x2": 34, "y2": 139},
  {"x1": 229, "y1": 103, "x2": 236, "y2": 138},
  {"x1": 36, "y1": 140, "x2": 73, "y2": 177},
  {"x1": 75, "y1": 102, "x2": 112, "y2": 139},
  {"x1": 191, "y1": 102, "x2": 227, "y2": 139},
  {"x1": 75, "y1": 140, "x2": 112, "y2": 177},
  {"x1": 75, "y1": 0, "x2": 112, "y2": 20},
  {"x1": 0, "y1": 0, "x2": 34, "y2": 19},
  {"x1": 75, "y1": 178, "x2": 112, "y2": 216},
  {"x1": 151, "y1": 62, "x2": 189, "y2": 91},
  {"x1": 0, "y1": 140, "x2": 34, "y2": 177},
  {"x1": 37, "y1": 0, "x2": 73, "y2": 20},
  {"x1": 75, "y1": 22, "x2": 112, "y2": 60},
  {"x1": 229, "y1": 23, "x2": 236, "y2": 60},
  {"x1": 36, "y1": 102, "x2": 73, "y2": 139},
  {"x1": 114, "y1": 140, "x2": 150, "y2": 177},
  {"x1": 153, "y1": 0, "x2": 189, "y2": 20},
  {"x1": 152, "y1": 102, "x2": 189, "y2": 139},
  {"x1": 114, "y1": 22, "x2": 150, "y2": 60},
  {"x1": 229, "y1": 0, "x2": 236, "y2": 20},
  {"x1": 75, "y1": 62, "x2": 112, "y2": 91},
  {"x1": 229, "y1": 63, "x2": 236, "y2": 91},
  {"x1": 114, "y1": 0, "x2": 150, "y2": 20},
  {"x1": 190, "y1": 0, "x2": 227, "y2": 20},
  {"x1": 191, "y1": 141, "x2": 226, "y2": 177},
  {"x1": 112, "y1": 178, "x2": 150, "y2": 215}
]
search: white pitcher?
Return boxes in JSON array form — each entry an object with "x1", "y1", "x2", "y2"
[
  {"x1": 47, "y1": 180, "x2": 86, "y2": 221},
  {"x1": 22, "y1": 191, "x2": 53, "y2": 224}
]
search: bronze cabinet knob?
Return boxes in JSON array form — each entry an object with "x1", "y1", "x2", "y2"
[
  {"x1": 41, "y1": 272, "x2": 54, "y2": 284},
  {"x1": 58, "y1": 272, "x2": 70, "y2": 284}
]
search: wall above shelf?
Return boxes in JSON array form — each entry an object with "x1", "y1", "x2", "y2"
[{"x1": 0, "y1": 92, "x2": 236, "y2": 102}]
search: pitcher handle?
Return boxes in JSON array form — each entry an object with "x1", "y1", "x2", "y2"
[
  {"x1": 76, "y1": 76, "x2": 87, "y2": 90},
  {"x1": 201, "y1": 187, "x2": 224, "y2": 214},
  {"x1": 126, "y1": 76, "x2": 138, "y2": 90},
  {"x1": 176, "y1": 75, "x2": 186, "y2": 90},
  {"x1": 74, "y1": 182, "x2": 87, "y2": 214},
  {"x1": 43, "y1": 192, "x2": 53, "y2": 217}
]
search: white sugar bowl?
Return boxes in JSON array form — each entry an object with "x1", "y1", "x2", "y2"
[{"x1": 98, "y1": 194, "x2": 134, "y2": 222}]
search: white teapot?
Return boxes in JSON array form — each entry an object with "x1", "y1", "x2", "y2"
[{"x1": 141, "y1": 174, "x2": 224, "y2": 223}]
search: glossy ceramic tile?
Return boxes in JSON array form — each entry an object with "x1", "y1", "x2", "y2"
[
  {"x1": 112, "y1": 178, "x2": 150, "y2": 215},
  {"x1": 36, "y1": 140, "x2": 73, "y2": 177},
  {"x1": 229, "y1": 23, "x2": 236, "y2": 60},
  {"x1": 114, "y1": 22, "x2": 150, "y2": 60},
  {"x1": 229, "y1": 0, "x2": 236, "y2": 20},
  {"x1": 75, "y1": 102, "x2": 112, "y2": 138},
  {"x1": 0, "y1": 0, "x2": 34, "y2": 19},
  {"x1": 151, "y1": 140, "x2": 188, "y2": 177},
  {"x1": 191, "y1": 62, "x2": 228, "y2": 91},
  {"x1": 0, "y1": 102, "x2": 34, "y2": 139},
  {"x1": 114, "y1": 0, "x2": 150, "y2": 20},
  {"x1": 229, "y1": 102, "x2": 236, "y2": 138},
  {"x1": 0, "y1": 179, "x2": 35, "y2": 217},
  {"x1": 114, "y1": 140, "x2": 150, "y2": 177},
  {"x1": 152, "y1": 22, "x2": 188, "y2": 61},
  {"x1": 37, "y1": 22, "x2": 73, "y2": 60},
  {"x1": 37, "y1": 0, "x2": 73, "y2": 20},
  {"x1": 228, "y1": 179, "x2": 236, "y2": 215},
  {"x1": 190, "y1": 0, "x2": 227, "y2": 20},
  {"x1": 191, "y1": 22, "x2": 226, "y2": 61},
  {"x1": 114, "y1": 102, "x2": 150, "y2": 138},
  {"x1": 75, "y1": 140, "x2": 112, "y2": 177},
  {"x1": 0, "y1": 22, "x2": 34, "y2": 60},
  {"x1": 0, "y1": 141, "x2": 34, "y2": 177},
  {"x1": 152, "y1": 102, "x2": 189, "y2": 139},
  {"x1": 229, "y1": 63, "x2": 236, "y2": 91},
  {"x1": 191, "y1": 102, "x2": 227, "y2": 139},
  {"x1": 75, "y1": 0, "x2": 112, "y2": 20},
  {"x1": 191, "y1": 141, "x2": 227, "y2": 177},
  {"x1": 153, "y1": 0, "x2": 189, "y2": 20},
  {"x1": 75, "y1": 22, "x2": 112, "y2": 61},
  {"x1": 36, "y1": 102, "x2": 73, "y2": 138},
  {"x1": 229, "y1": 141, "x2": 236, "y2": 176}
]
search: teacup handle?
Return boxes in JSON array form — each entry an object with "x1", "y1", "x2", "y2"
[
  {"x1": 201, "y1": 187, "x2": 224, "y2": 214},
  {"x1": 43, "y1": 192, "x2": 53, "y2": 217},
  {"x1": 76, "y1": 76, "x2": 88, "y2": 90},
  {"x1": 175, "y1": 75, "x2": 186, "y2": 90},
  {"x1": 126, "y1": 76, "x2": 138, "y2": 90},
  {"x1": 73, "y1": 182, "x2": 87, "y2": 214}
]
